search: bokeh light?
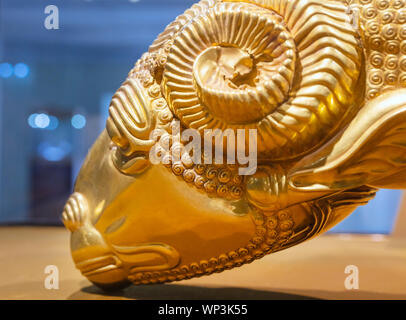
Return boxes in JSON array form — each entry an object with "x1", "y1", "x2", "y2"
[
  {"x1": 14, "y1": 63, "x2": 30, "y2": 78},
  {"x1": 37, "y1": 141, "x2": 72, "y2": 162},
  {"x1": 28, "y1": 113, "x2": 39, "y2": 128},
  {"x1": 34, "y1": 113, "x2": 50, "y2": 129},
  {"x1": 47, "y1": 116, "x2": 59, "y2": 130},
  {"x1": 28, "y1": 113, "x2": 59, "y2": 130},
  {"x1": 0, "y1": 63, "x2": 13, "y2": 78},
  {"x1": 71, "y1": 114, "x2": 86, "y2": 129}
]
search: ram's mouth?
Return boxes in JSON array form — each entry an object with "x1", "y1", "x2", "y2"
[
  {"x1": 111, "y1": 146, "x2": 150, "y2": 176},
  {"x1": 76, "y1": 254, "x2": 123, "y2": 277}
]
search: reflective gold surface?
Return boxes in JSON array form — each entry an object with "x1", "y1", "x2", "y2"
[{"x1": 62, "y1": 0, "x2": 406, "y2": 289}]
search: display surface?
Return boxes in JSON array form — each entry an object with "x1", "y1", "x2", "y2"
[{"x1": 62, "y1": 0, "x2": 406, "y2": 289}]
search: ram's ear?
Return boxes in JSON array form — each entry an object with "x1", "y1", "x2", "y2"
[
  {"x1": 289, "y1": 89, "x2": 406, "y2": 192},
  {"x1": 106, "y1": 77, "x2": 156, "y2": 157}
]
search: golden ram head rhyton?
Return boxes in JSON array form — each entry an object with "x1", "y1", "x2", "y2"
[{"x1": 62, "y1": 0, "x2": 406, "y2": 290}]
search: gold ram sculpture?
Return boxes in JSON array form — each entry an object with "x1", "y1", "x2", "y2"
[{"x1": 62, "y1": 0, "x2": 406, "y2": 290}]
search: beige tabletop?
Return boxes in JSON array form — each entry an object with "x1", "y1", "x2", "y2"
[{"x1": 0, "y1": 226, "x2": 405, "y2": 300}]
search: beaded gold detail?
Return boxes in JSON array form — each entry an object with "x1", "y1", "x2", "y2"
[{"x1": 351, "y1": 0, "x2": 406, "y2": 98}]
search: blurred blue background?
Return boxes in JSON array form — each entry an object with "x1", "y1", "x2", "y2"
[{"x1": 0, "y1": 0, "x2": 403, "y2": 233}]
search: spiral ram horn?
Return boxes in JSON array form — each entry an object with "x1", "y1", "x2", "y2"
[{"x1": 150, "y1": 0, "x2": 362, "y2": 160}]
